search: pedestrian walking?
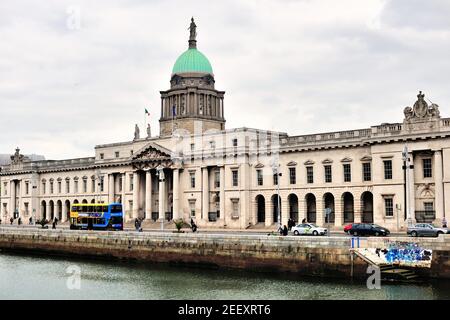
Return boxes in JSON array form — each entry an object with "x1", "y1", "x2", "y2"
[
  {"x1": 283, "y1": 225, "x2": 288, "y2": 236},
  {"x1": 18, "y1": 217, "x2": 22, "y2": 226},
  {"x1": 190, "y1": 218, "x2": 197, "y2": 233},
  {"x1": 443, "y1": 217, "x2": 447, "y2": 228},
  {"x1": 52, "y1": 220, "x2": 56, "y2": 229},
  {"x1": 29, "y1": 217, "x2": 33, "y2": 225},
  {"x1": 302, "y1": 218, "x2": 306, "y2": 224},
  {"x1": 10, "y1": 217, "x2": 14, "y2": 225}
]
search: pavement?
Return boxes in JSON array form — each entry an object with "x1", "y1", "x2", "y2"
[{"x1": 0, "y1": 222, "x2": 409, "y2": 237}]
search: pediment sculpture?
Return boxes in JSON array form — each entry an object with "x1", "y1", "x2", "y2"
[{"x1": 404, "y1": 91, "x2": 440, "y2": 122}]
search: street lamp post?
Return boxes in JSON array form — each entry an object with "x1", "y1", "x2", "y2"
[
  {"x1": 272, "y1": 164, "x2": 282, "y2": 232},
  {"x1": 402, "y1": 145, "x2": 413, "y2": 227},
  {"x1": 156, "y1": 166, "x2": 165, "y2": 231}
]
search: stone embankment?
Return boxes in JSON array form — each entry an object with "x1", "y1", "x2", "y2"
[{"x1": 0, "y1": 228, "x2": 449, "y2": 279}]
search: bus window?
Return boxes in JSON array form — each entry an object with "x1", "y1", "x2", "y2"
[
  {"x1": 71, "y1": 206, "x2": 79, "y2": 212},
  {"x1": 110, "y1": 205, "x2": 123, "y2": 213}
]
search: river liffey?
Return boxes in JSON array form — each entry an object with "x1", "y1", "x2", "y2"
[{"x1": 1, "y1": 252, "x2": 449, "y2": 300}]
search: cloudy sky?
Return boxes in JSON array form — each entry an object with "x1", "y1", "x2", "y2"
[{"x1": 1, "y1": 0, "x2": 449, "y2": 159}]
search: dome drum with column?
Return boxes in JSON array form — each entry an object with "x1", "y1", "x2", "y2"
[{"x1": 159, "y1": 18, "x2": 225, "y2": 137}]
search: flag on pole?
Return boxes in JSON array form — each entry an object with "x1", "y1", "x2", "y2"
[{"x1": 145, "y1": 108, "x2": 150, "y2": 116}]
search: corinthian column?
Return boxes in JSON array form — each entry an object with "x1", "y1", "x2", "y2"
[
  {"x1": 108, "y1": 174, "x2": 115, "y2": 203},
  {"x1": 145, "y1": 170, "x2": 152, "y2": 220},
  {"x1": 158, "y1": 168, "x2": 165, "y2": 220},
  {"x1": 173, "y1": 168, "x2": 180, "y2": 220},
  {"x1": 434, "y1": 150, "x2": 444, "y2": 223},
  {"x1": 202, "y1": 167, "x2": 209, "y2": 221},
  {"x1": 132, "y1": 172, "x2": 139, "y2": 219}
]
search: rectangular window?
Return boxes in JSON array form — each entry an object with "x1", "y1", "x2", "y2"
[
  {"x1": 231, "y1": 199, "x2": 240, "y2": 218},
  {"x1": 383, "y1": 160, "x2": 393, "y2": 180},
  {"x1": 190, "y1": 143, "x2": 195, "y2": 151},
  {"x1": 42, "y1": 182, "x2": 46, "y2": 194},
  {"x1": 3, "y1": 182, "x2": 7, "y2": 196},
  {"x1": 423, "y1": 159, "x2": 432, "y2": 178},
  {"x1": 74, "y1": 181, "x2": 79, "y2": 193},
  {"x1": 232, "y1": 138, "x2": 238, "y2": 147},
  {"x1": 324, "y1": 165, "x2": 332, "y2": 183},
  {"x1": 129, "y1": 174, "x2": 134, "y2": 191},
  {"x1": 58, "y1": 181, "x2": 62, "y2": 193},
  {"x1": 24, "y1": 203, "x2": 29, "y2": 215},
  {"x1": 66, "y1": 180, "x2": 70, "y2": 193},
  {"x1": 50, "y1": 182, "x2": 54, "y2": 194},
  {"x1": 214, "y1": 171, "x2": 220, "y2": 188},
  {"x1": 232, "y1": 170, "x2": 239, "y2": 187},
  {"x1": 100, "y1": 153, "x2": 104, "y2": 160},
  {"x1": 189, "y1": 200, "x2": 196, "y2": 217},
  {"x1": 289, "y1": 168, "x2": 296, "y2": 184},
  {"x1": 115, "y1": 151, "x2": 120, "y2": 158},
  {"x1": 257, "y1": 170, "x2": 263, "y2": 186},
  {"x1": 25, "y1": 182, "x2": 29, "y2": 195},
  {"x1": 362, "y1": 162, "x2": 371, "y2": 182},
  {"x1": 343, "y1": 164, "x2": 351, "y2": 182},
  {"x1": 118, "y1": 176, "x2": 122, "y2": 192},
  {"x1": 306, "y1": 166, "x2": 314, "y2": 184},
  {"x1": 424, "y1": 202, "x2": 434, "y2": 212},
  {"x1": 190, "y1": 172, "x2": 196, "y2": 188},
  {"x1": 100, "y1": 177, "x2": 104, "y2": 192},
  {"x1": 130, "y1": 150, "x2": 133, "y2": 156},
  {"x1": 384, "y1": 198, "x2": 393, "y2": 217},
  {"x1": 91, "y1": 178, "x2": 96, "y2": 192},
  {"x1": 210, "y1": 141, "x2": 216, "y2": 149}
]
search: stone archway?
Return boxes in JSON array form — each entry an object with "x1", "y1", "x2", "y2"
[
  {"x1": 82, "y1": 199, "x2": 88, "y2": 204},
  {"x1": 305, "y1": 193, "x2": 316, "y2": 223},
  {"x1": 361, "y1": 192, "x2": 373, "y2": 223},
  {"x1": 323, "y1": 193, "x2": 335, "y2": 224},
  {"x1": 271, "y1": 194, "x2": 281, "y2": 224},
  {"x1": 49, "y1": 200, "x2": 55, "y2": 220},
  {"x1": 342, "y1": 192, "x2": 354, "y2": 223},
  {"x1": 56, "y1": 200, "x2": 62, "y2": 221},
  {"x1": 65, "y1": 200, "x2": 71, "y2": 221},
  {"x1": 41, "y1": 200, "x2": 47, "y2": 220},
  {"x1": 255, "y1": 195, "x2": 265, "y2": 223},
  {"x1": 288, "y1": 194, "x2": 299, "y2": 223}
]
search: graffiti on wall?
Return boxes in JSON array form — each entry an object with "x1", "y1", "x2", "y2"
[{"x1": 376, "y1": 241, "x2": 432, "y2": 267}]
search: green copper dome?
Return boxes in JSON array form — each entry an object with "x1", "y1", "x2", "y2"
[{"x1": 172, "y1": 48, "x2": 213, "y2": 75}]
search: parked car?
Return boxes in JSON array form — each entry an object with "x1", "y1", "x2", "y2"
[
  {"x1": 407, "y1": 223, "x2": 449, "y2": 237},
  {"x1": 348, "y1": 223, "x2": 390, "y2": 237},
  {"x1": 344, "y1": 223, "x2": 354, "y2": 234},
  {"x1": 292, "y1": 223, "x2": 328, "y2": 236}
]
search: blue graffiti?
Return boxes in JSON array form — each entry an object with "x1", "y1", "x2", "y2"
[{"x1": 381, "y1": 242, "x2": 432, "y2": 264}]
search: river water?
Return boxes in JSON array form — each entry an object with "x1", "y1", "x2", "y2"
[{"x1": 0, "y1": 252, "x2": 449, "y2": 300}]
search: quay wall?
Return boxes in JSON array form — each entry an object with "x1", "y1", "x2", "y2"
[{"x1": 0, "y1": 228, "x2": 449, "y2": 279}]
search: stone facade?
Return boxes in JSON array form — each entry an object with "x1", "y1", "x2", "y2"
[{"x1": 1, "y1": 24, "x2": 449, "y2": 232}]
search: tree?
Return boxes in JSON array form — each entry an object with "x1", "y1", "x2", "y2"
[
  {"x1": 173, "y1": 218, "x2": 190, "y2": 233},
  {"x1": 36, "y1": 218, "x2": 49, "y2": 229}
]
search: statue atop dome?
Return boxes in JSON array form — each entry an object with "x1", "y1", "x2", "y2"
[{"x1": 188, "y1": 17, "x2": 197, "y2": 49}]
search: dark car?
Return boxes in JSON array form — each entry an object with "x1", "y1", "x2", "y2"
[{"x1": 348, "y1": 223, "x2": 390, "y2": 237}]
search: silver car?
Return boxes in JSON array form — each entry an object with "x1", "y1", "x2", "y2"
[
  {"x1": 407, "y1": 223, "x2": 449, "y2": 237},
  {"x1": 292, "y1": 223, "x2": 328, "y2": 236}
]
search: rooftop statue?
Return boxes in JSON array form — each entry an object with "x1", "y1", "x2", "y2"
[
  {"x1": 189, "y1": 17, "x2": 197, "y2": 41},
  {"x1": 134, "y1": 124, "x2": 140, "y2": 140}
]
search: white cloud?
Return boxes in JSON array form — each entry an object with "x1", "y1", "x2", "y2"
[{"x1": 0, "y1": 0, "x2": 449, "y2": 159}]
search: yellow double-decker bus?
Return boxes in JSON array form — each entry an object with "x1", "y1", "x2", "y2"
[{"x1": 69, "y1": 203, "x2": 123, "y2": 230}]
